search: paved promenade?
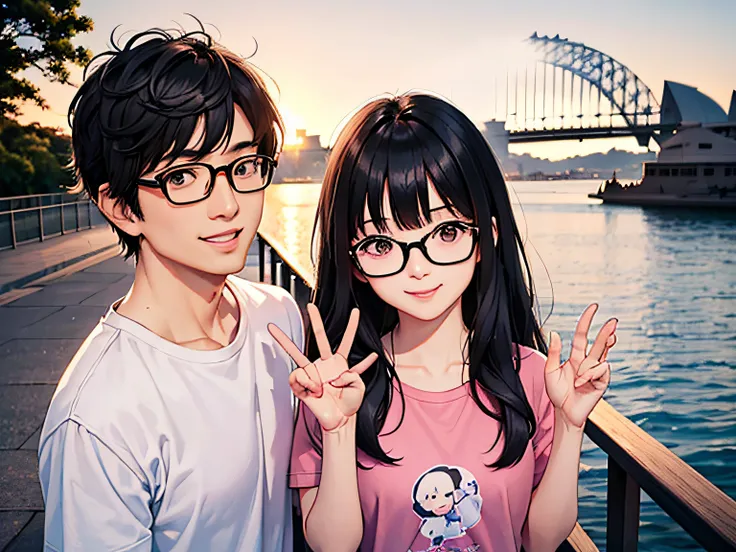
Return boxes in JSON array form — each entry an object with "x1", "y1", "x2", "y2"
[
  {"x1": 0, "y1": 229, "x2": 260, "y2": 551},
  {"x1": 0, "y1": 226, "x2": 120, "y2": 296}
]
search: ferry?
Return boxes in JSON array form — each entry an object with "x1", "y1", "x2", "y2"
[{"x1": 589, "y1": 121, "x2": 736, "y2": 208}]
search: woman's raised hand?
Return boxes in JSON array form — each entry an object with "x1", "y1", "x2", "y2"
[
  {"x1": 268, "y1": 304, "x2": 378, "y2": 432},
  {"x1": 544, "y1": 303, "x2": 618, "y2": 429}
]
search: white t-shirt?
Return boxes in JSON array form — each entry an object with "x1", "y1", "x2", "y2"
[{"x1": 38, "y1": 276, "x2": 304, "y2": 552}]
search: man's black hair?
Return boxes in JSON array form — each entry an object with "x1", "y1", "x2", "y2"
[{"x1": 69, "y1": 22, "x2": 284, "y2": 259}]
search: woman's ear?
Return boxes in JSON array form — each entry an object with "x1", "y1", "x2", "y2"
[
  {"x1": 477, "y1": 216, "x2": 498, "y2": 263},
  {"x1": 352, "y1": 265, "x2": 368, "y2": 283},
  {"x1": 97, "y1": 183, "x2": 142, "y2": 237}
]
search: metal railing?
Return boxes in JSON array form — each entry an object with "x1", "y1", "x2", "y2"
[
  {"x1": 256, "y1": 233, "x2": 736, "y2": 552},
  {"x1": 0, "y1": 192, "x2": 107, "y2": 251}
]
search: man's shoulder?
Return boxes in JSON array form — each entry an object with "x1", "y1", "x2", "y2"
[
  {"x1": 40, "y1": 319, "x2": 159, "y2": 446},
  {"x1": 228, "y1": 276, "x2": 297, "y2": 309},
  {"x1": 229, "y1": 277, "x2": 302, "y2": 332},
  {"x1": 228, "y1": 276, "x2": 305, "y2": 356}
]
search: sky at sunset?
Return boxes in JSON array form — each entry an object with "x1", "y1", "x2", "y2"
[{"x1": 15, "y1": 0, "x2": 736, "y2": 161}]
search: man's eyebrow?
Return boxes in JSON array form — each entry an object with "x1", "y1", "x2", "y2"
[
  {"x1": 163, "y1": 140, "x2": 258, "y2": 162},
  {"x1": 225, "y1": 140, "x2": 258, "y2": 154}
]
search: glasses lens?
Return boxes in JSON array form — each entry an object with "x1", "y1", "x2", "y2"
[
  {"x1": 425, "y1": 223, "x2": 476, "y2": 263},
  {"x1": 354, "y1": 237, "x2": 403, "y2": 276},
  {"x1": 160, "y1": 165, "x2": 211, "y2": 204},
  {"x1": 232, "y1": 156, "x2": 271, "y2": 192}
]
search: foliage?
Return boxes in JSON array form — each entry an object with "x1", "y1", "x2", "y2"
[
  {"x1": 1, "y1": 0, "x2": 93, "y2": 118},
  {"x1": 0, "y1": 0, "x2": 92, "y2": 196},
  {"x1": 0, "y1": 119, "x2": 73, "y2": 196}
]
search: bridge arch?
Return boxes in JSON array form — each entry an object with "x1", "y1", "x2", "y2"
[{"x1": 528, "y1": 32, "x2": 660, "y2": 128}]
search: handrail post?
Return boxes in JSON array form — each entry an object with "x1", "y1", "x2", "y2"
[
  {"x1": 38, "y1": 206, "x2": 45, "y2": 242},
  {"x1": 270, "y1": 248, "x2": 278, "y2": 286},
  {"x1": 258, "y1": 236, "x2": 266, "y2": 282},
  {"x1": 75, "y1": 202, "x2": 80, "y2": 232},
  {"x1": 607, "y1": 455, "x2": 641, "y2": 551},
  {"x1": 280, "y1": 263, "x2": 291, "y2": 291},
  {"x1": 60, "y1": 203, "x2": 65, "y2": 235},
  {"x1": 10, "y1": 211, "x2": 17, "y2": 249},
  {"x1": 275, "y1": 260, "x2": 283, "y2": 287}
]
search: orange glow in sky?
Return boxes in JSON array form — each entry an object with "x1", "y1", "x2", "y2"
[
  {"x1": 279, "y1": 105, "x2": 306, "y2": 146},
  {"x1": 12, "y1": 0, "x2": 734, "y2": 162}
]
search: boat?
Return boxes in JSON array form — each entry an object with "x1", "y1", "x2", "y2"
[{"x1": 589, "y1": 121, "x2": 736, "y2": 209}]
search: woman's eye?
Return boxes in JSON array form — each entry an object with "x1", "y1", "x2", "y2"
[
  {"x1": 436, "y1": 222, "x2": 470, "y2": 242},
  {"x1": 364, "y1": 239, "x2": 393, "y2": 256},
  {"x1": 439, "y1": 226, "x2": 458, "y2": 241}
]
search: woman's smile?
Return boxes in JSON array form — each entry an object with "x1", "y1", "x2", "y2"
[{"x1": 404, "y1": 284, "x2": 442, "y2": 299}]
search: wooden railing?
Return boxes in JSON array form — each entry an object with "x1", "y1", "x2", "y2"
[{"x1": 256, "y1": 184, "x2": 736, "y2": 552}]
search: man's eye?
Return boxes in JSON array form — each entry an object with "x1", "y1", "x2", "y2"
[
  {"x1": 162, "y1": 170, "x2": 197, "y2": 188},
  {"x1": 234, "y1": 159, "x2": 258, "y2": 177}
]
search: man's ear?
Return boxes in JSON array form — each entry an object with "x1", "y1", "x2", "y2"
[{"x1": 97, "y1": 183, "x2": 142, "y2": 237}]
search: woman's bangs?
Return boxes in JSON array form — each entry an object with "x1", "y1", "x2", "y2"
[{"x1": 349, "y1": 120, "x2": 475, "y2": 238}]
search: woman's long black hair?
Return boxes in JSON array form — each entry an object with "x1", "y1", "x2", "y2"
[{"x1": 307, "y1": 92, "x2": 548, "y2": 469}]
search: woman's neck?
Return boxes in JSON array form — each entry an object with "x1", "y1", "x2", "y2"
[{"x1": 384, "y1": 297, "x2": 470, "y2": 391}]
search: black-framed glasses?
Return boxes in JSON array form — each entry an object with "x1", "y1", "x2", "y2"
[
  {"x1": 138, "y1": 153, "x2": 277, "y2": 205},
  {"x1": 349, "y1": 221, "x2": 479, "y2": 278}
]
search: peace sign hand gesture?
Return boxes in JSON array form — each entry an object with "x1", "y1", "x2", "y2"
[
  {"x1": 545, "y1": 303, "x2": 618, "y2": 429},
  {"x1": 268, "y1": 304, "x2": 378, "y2": 433}
]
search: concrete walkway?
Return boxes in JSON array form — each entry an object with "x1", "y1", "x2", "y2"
[
  {"x1": 0, "y1": 236, "x2": 261, "y2": 551},
  {"x1": 0, "y1": 227, "x2": 120, "y2": 295}
]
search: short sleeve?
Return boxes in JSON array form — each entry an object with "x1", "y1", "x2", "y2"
[
  {"x1": 288, "y1": 402, "x2": 323, "y2": 488},
  {"x1": 39, "y1": 420, "x2": 153, "y2": 551},
  {"x1": 532, "y1": 354, "x2": 555, "y2": 487},
  {"x1": 521, "y1": 347, "x2": 556, "y2": 489}
]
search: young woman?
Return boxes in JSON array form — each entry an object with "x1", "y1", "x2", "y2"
[{"x1": 268, "y1": 92, "x2": 617, "y2": 552}]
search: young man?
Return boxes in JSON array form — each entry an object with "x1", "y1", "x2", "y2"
[{"x1": 37, "y1": 27, "x2": 303, "y2": 551}]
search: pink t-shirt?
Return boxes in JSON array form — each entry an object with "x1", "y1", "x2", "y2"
[{"x1": 289, "y1": 345, "x2": 555, "y2": 552}]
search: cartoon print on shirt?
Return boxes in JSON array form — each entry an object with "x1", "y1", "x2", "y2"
[
  {"x1": 455, "y1": 467, "x2": 483, "y2": 529},
  {"x1": 411, "y1": 465, "x2": 483, "y2": 550}
]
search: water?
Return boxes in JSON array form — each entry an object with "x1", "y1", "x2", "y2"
[{"x1": 507, "y1": 179, "x2": 735, "y2": 551}]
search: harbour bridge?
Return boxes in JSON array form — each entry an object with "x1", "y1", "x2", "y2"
[{"x1": 497, "y1": 32, "x2": 734, "y2": 148}]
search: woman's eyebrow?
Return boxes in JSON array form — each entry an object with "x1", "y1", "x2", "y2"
[{"x1": 362, "y1": 205, "x2": 451, "y2": 225}]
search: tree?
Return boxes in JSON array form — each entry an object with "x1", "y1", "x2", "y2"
[
  {"x1": 1, "y1": 0, "x2": 93, "y2": 119},
  {"x1": 0, "y1": 119, "x2": 73, "y2": 196}
]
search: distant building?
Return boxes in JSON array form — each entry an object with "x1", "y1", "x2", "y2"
[
  {"x1": 481, "y1": 120, "x2": 510, "y2": 161},
  {"x1": 283, "y1": 129, "x2": 323, "y2": 152},
  {"x1": 276, "y1": 129, "x2": 328, "y2": 182},
  {"x1": 660, "y1": 81, "x2": 729, "y2": 126}
]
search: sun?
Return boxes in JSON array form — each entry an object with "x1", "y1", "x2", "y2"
[{"x1": 279, "y1": 104, "x2": 306, "y2": 146}]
